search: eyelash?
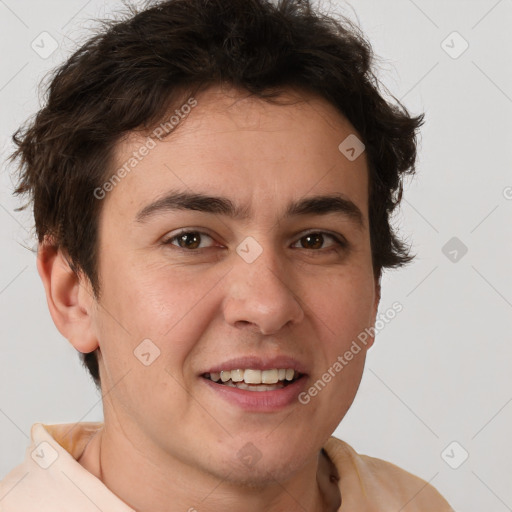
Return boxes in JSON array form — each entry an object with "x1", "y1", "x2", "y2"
[{"x1": 162, "y1": 229, "x2": 347, "y2": 254}]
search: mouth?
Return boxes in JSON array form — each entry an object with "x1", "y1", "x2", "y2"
[{"x1": 201, "y1": 368, "x2": 304, "y2": 392}]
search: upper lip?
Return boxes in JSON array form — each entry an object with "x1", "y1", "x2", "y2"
[{"x1": 202, "y1": 355, "x2": 308, "y2": 375}]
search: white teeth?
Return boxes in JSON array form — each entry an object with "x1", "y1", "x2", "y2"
[
  {"x1": 244, "y1": 369, "x2": 261, "y2": 384},
  {"x1": 230, "y1": 369, "x2": 244, "y2": 382},
  {"x1": 224, "y1": 381, "x2": 284, "y2": 391},
  {"x1": 261, "y1": 369, "x2": 279, "y2": 384},
  {"x1": 206, "y1": 368, "x2": 298, "y2": 385}
]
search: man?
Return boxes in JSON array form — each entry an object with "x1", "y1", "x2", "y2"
[{"x1": 0, "y1": 0, "x2": 453, "y2": 509}]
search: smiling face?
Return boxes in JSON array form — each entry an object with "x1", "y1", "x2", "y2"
[{"x1": 85, "y1": 85, "x2": 379, "y2": 484}]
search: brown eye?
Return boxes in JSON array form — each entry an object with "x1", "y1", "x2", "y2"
[
  {"x1": 293, "y1": 232, "x2": 345, "y2": 251},
  {"x1": 163, "y1": 229, "x2": 346, "y2": 254},
  {"x1": 177, "y1": 232, "x2": 201, "y2": 249},
  {"x1": 164, "y1": 231, "x2": 215, "y2": 250},
  {"x1": 300, "y1": 233, "x2": 324, "y2": 250}
]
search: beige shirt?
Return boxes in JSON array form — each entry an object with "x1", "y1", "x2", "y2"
[{"x1": 0, "y1": 423, "x2": 453, "y2": 511}]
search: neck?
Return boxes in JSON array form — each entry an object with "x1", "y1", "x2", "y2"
[{"x1": 78, "y1": 422, "x2": 340, "y2": 511}]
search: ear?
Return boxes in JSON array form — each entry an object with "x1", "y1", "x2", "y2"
[
  {"x1": 37, "y1": 242, "x2": 98, "y2": 354},
  {"x1": 365, "y1": 275, "x2": 381, "y2": 350}
]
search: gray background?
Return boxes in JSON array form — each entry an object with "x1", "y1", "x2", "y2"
[{"x1": 1, "y1": 0, "x2": 511, "y2": 510}]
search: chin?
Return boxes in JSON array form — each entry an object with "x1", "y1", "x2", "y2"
[
  {"x1": 217, "y1": 445, "x2": 307, "y2": 487},
  {"x1": 228, "y1": 462, "x2": 303, "y2": 488}
]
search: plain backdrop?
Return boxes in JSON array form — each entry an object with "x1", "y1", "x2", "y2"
[{"x1": 1, "y1": 0, "x2": 511, "y2": 510}]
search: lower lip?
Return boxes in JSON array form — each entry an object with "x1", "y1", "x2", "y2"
[{"x1": 200, "y1": 376, "x2": 308, "y2": 412}]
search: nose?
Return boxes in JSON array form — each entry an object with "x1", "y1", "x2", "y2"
[{"x1": 222, "y1": 243, "x2": 304, "y2": 335}]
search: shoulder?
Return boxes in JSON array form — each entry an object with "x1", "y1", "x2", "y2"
[
  {"x1": 0, "y1": 422, "x2": 127, "y2": 511},
  {"x1": 323, "y1": 436, "x2": 454, "y2": 511},
  {"x1": 0, "y1": 455, "x2": 33, "y2": 510}
]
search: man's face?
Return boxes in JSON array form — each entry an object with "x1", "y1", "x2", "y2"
[{"x1": 88, "y1": 86, "x2": 379, "y2": 483}]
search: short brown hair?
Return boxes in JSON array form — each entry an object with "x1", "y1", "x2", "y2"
[{"x1": 10, "y1": 0, "x2": 423, "y2": 390}]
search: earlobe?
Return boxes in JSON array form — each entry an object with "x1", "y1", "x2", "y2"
[{"x1": 37, "y1": 242, "x2": 99, "y2": 354}]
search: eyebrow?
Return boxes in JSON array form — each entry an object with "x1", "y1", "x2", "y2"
[{"x1": 135, "y1": 190, "x2": 364, "y2": 228}]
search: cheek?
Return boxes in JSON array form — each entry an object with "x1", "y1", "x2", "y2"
[
  {"x1": 311, "y1": 268, "x2": 376, "y2": 340},
  {"x1": 96, "y1": 258, "x2": 225, "y2": 365},
  {"x1": 303, "y1": 269, "x2": 375, "y2": 409}
]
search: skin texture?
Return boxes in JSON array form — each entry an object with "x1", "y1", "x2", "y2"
[{"x1": 37, "y1": 85, "x2": 380, "y2": 512}]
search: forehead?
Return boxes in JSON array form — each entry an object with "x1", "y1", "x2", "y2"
[{"x1": 106, "y1": 86, "x2": 369, "y2": 224}]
